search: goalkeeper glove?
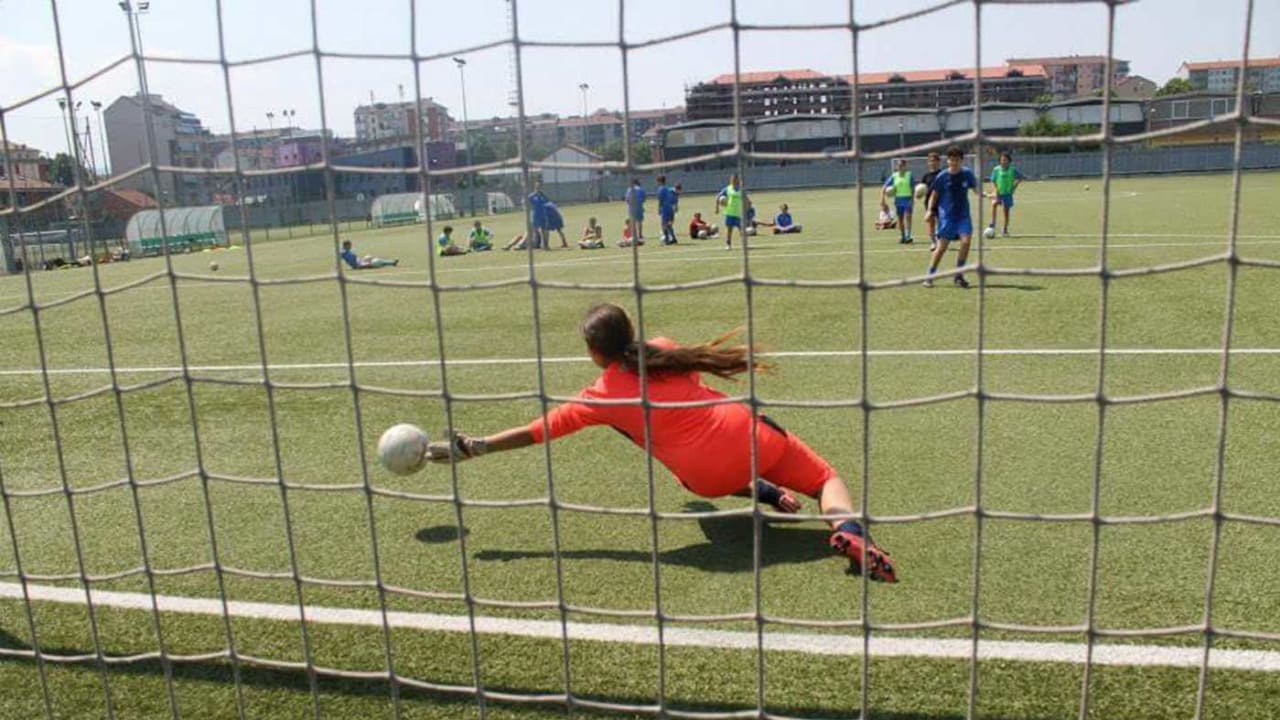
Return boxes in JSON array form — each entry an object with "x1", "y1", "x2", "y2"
[{"x1": 427, "y1": 432, "x2": 488, "y2": 462}]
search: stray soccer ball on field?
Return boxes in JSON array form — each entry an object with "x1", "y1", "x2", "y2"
[
  {"x1": 983, "y1": 226, "x2": 997, "y2": 240},
  {"x1": 378, "y1": 423, "x2": 430, "y2": 476}
]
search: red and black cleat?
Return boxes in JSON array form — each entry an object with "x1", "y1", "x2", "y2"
[{"x1": 829, "y1": 526, "x2": 898, "y2": 583}]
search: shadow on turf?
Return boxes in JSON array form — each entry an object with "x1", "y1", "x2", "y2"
[
  {"x1": 470, "y1": 501, "x2": 834, "y2": 572},
  {"x1": 415, "y1": 524, "x2": 468, "y2": 544}
]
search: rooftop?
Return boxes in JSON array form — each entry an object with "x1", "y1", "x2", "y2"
[{"x1": 1180, "y1": 57, "x2": 1280, "y2": 71}]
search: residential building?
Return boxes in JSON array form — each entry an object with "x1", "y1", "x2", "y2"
[
  {"x1": 686, "y1": 70, "x2": 852, "y2": 120},
  {"x1": 1178, "y1": 57, "x2": 1280, "y2": 93},
  {"x1": 0, "y1": 140, "x2": 48, "y2": 182},
  {"x1": 557, "y1": 113, "x2": 625, "y2": 150},
  {"x1": 852, "y1": 66, "x2": 1049, "y2": 111},
  {"x1": 103, "y1": 93, "x2": 217, "y2": 205},
  {"x1": 1113, "y1": 75, "x2": 1157, "y2": 100},
  {"x1": 685, "y1": 66, "x2": 1050, "y2": 118},
  {"x1": 354, "y1": 98, "x2": 451, "y2": 142},
  {"x1": 1006, "y1": 55, "x2": 1131, "y2": 98}
]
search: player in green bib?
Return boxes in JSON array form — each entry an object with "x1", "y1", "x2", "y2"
[
  {"x1": 467, "y1": 220, "x2": 493, "y2": 252},
  {"x1": 881, "y1": 158, "x2": 915, "y2": 245},
  {"x1": 987, "y1": 152, "x2": 1025, "y2": 237},
  {"x1": 715, "y1": 173, "x2": 745, "y2": 250}
]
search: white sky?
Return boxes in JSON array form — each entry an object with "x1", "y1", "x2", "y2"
[{"x1": 1, "y1": 0, "x2": 1276, "y2": 159}]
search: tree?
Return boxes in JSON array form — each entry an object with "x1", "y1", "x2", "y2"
[
  {"x1": 1017, "y1": 114, "x2": 1100, "y2": 153},
  {"x1": 600, "y1": 140, "x2": 652, "y2": 164},
  {"x1": 1032, "y1": 93, "x2": 1056, "y2": 106},
  {"x1": 1155, "y1": 77, "x2": 1193, "y2": 97},
  {"x1": 49, "y1": 153, "x2": 89, "y2": 187}
]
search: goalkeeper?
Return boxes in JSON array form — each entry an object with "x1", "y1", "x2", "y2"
[{"x1": 427, "y1": 302, "x2": 898, "y2": 582}]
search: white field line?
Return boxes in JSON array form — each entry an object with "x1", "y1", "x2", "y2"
[
  {"x1": 2, "y1": 347, "x2": 1279, "y2": 378},
  {"x1": 1, "y1": 581, "x2": 1276, "y2": 672},
  {"x1": 2, "y1": 233, "x2": 1279, "y2": 304}
]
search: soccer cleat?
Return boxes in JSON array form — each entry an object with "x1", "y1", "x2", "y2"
[
  {"x1": 829, "y1": 522, "x2": 897, "y2": 583},
  {"x1": 922, "y1": 278, "x2": 934, "y2": 288},
  {"x1": 953, "y1": 274, "x2": 970, "y2": 289}
]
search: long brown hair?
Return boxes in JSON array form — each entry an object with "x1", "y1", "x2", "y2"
[{"x1": 579, "y1": 303, "x2": 770, "y2": 380}]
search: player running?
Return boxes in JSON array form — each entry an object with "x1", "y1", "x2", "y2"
[
  {"x1": 924, "y1": 146, "x2": 981, "y2": 289},
  {"x1": 986, "y1": 151, "x2": 1025, "y2": 237},
  {"x1": 426, "y1": 302, "x2": 898, "y2": 582}
]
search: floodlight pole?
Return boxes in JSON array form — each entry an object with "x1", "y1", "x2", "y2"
[
  {"x1": 92, "y1": 100, "x2": 110, "y2": 176},
  {"x1": 579, "y1": 82, "x2": 590, "y2": 144},
  {"x1": 55, "y1": 98, "x2": 74, "y2": 165},
  {"x1": 454, "y1": 56, "x2": 475, "y2": 216}
]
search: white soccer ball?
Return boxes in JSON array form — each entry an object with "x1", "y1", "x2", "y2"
[
  {"x1": 209, "y1": 260, "x2": 219, "y2": 271},
  {"x1": 1083, "y1": 184, "x2": 1090, "y2": 191},
  {"x1": 983, "y1": 226, "x2": 997, "y2": 240},
  {"x1": 914, "y1": 183, "x2": 927, "y2": 200},
  {"x1": 377, "y1": 423, "x2": 430, "y2": 476}
]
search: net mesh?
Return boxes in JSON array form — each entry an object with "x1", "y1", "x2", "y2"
[{"x1": 1, "y1": 0, "x2": 1277, "y2": 718}]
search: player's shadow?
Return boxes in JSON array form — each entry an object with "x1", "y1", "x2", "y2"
[
  {"x1": 473, "y1": 501, "x2": 832, "y2": 573},
  {"x1": 415, "y1": 524, "x2": 468, "y2": 544}
]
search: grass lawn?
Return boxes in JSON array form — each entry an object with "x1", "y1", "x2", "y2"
[{"x1": 1, "y1": 171, "x2": 1279, "y2": 718}]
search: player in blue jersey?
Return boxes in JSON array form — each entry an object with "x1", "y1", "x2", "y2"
[
  {"x1": 339, "y1": 240, "x2": 397, "y2": 269},
  {"x1": 656, "y1": 175, "x2": 678, "y2": 245},
  {"x1": 924, "y1": 146, "x2": 982, "y2": 288},
  {"x1": 919, "y1": 152, "x2": 943, "y2": 251},
  {"x1": 527, "y1": 183, "x2": 550, "y2": 250},
  {"x1": 986, "y1": 151, "x2": 1025, "y2": 237},
  {"x1": 625, "y1": 179, "x2": 647, "y2": 241}
]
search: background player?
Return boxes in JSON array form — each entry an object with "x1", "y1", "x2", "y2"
[
  {"x1": 987, "y1": 151, "x2": 1026, "y2": 237},
  {"x1": 882, "y1": 158, "x2": 915, "y2": 244},
  {"x1": 656, "y1": 175, "x2": 679, "y2": 245},
  {"x1": 925, "y1": 146, "x2": 982, "y2": 288},
  {"x1": 715, "y1": 174, "x2": 745, "y2": 250},
  {"x1": 919, "y1": 152, "x2": 943, "y2": 251}
]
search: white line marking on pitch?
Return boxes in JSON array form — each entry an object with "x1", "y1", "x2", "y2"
[
  {"x1": 3, "y1": 234, "x2": 1279, "y2": 304},
  {"x1": 2, "y1": 348, "x2": 1278, "y2": 378},
  {"x1": 0, "y1": 581, "x2": 1275, "y2": 672}
]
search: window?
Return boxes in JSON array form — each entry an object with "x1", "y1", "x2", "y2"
[
  {"x1": 1170, "y1": 101, "x2": 1190, "y2": 120},
  {"x1": 1211, "y1": 98, "x2": 1232, "y2": 115}
]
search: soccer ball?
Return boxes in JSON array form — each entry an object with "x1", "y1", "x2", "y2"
[
  {"x1": 914, "y1": 183, "x2": 927, "y2": 200},
  {"x1": 983, "y1": 226, "x2": 996, "y2": 240},
  {"x1": 377, "y1": 423, "x2": 430, "y2": 476},
  {"x1": 209, "y1": 261, "x2": 219, "y2": 271},
  {"x1": 1083, "y1": 184, "x2": 1090, "y2": 191}
]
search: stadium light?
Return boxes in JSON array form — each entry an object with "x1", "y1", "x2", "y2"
[
  {"x1": 453, "y1": 57, "x2": 474, "y2": 215},
  {"x1": 579, "y1": 83, "x2": 590, "y2": 144},
  {"x1": 92, "y1": 100, "x2": 110, "y2": 176}
]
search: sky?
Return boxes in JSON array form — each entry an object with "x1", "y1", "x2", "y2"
[{"x1": 1, "y1": 0, "x2": 1277, "y2": 163}]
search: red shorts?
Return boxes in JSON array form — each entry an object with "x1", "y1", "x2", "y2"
[{"x1": 760, "y1": 433, "x2": 837, "y2": 497}]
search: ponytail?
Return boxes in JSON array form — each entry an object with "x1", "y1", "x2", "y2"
[
  {"x1": 618, "y1": 327, "x2": 770, "y2": 380},
  {"x1": 581, "y1": 303, "x2": 770, "y2": 380}
]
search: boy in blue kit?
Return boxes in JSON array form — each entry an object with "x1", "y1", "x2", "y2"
[
  {"x1": 339, "y1": 240, "x2": 398, "y2": 269},
  {"x1": 625, "y1": 179, "x2": 647, "y2": 241},
  {"x1": 656, "y1": 175, "x2": 678, "y2": 245},
  {"x1": 986, "y1": 151, "x2": 1025, "y2": 237},
  {"x1": 925, "y1": 146, "x2": 982, "y2": 288},
  {"x1": 527, "y1": 183, "x2": 549, "y2": 249},
  {"x1": 882, "y1": 158, "x2": 915, "y2": 244}
]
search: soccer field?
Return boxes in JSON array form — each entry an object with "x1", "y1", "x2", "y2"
[{"x1": 2, "y1": 172, "x2": 1279, "y2": 718}]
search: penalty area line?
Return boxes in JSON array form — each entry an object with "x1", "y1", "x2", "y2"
[
  {"x1": 0, "y1": 581, "x2": 1277, "y2": 672},
  {"x1": 2, "y1": 347, "x2": 1280, "y2": 377}
]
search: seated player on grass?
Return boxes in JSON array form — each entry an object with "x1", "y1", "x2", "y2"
[
  {"x1": 771, "y1": 203, "x2": 802, "y2": 234},
  {"x1": 617, "y1": 218, "x2": 643, "y2": 248},
  {"x1": 689, "y1": 212, "x2": 719, "y2": 239},
  {"x1": 340, "y1": 239, "x2": 398, "y2": 269},
  {"x1": 426, "y1": 302, "x2": 898, "y2": 583},
  {"x1": 874, "y1": 205, "x2": 897, "y2": 231},
  {"x1": 436, "y1": 226, "x2": 467, "y2": 257},
  {"x1": 468, "y1": 220, "x2": 494, "y2": 252},
  {"x1": 579, "y1": 217, "x2": 605, "y2": 249}
]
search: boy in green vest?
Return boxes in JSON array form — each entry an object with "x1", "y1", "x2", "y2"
[
  {"x1": 714, "y1": 173, "x2": 745, "y2": 250},
  {"x1": 881, "y1": 158, "x2": 915, "y2": 244},
  {"x1": 987, "y1": 151, "x2": 1026, "y2": 237}
]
